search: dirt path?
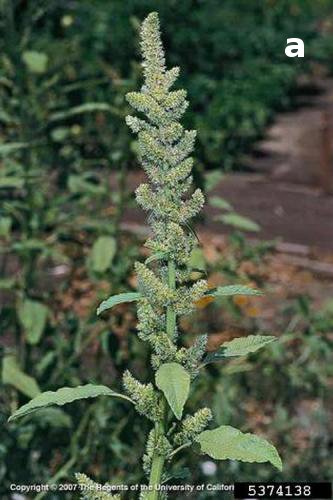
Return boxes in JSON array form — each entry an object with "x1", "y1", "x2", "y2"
[
  {"x1": 207, "y1": 77, "x2": 333, "y2": 252},
  {"x1": 207, "y1": 174, "x2": 333, "y2": 252},
  {"x1": 245, "y1": 78, "x2": 333, "y2": 188}
]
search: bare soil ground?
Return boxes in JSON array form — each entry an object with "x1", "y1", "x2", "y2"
[{"x1": 206, "y1": 174, "x2": 333, "y2": 252}]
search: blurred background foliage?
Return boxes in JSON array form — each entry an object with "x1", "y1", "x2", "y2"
[{"x1": 0, "y1": 0, "x2": 332, "y2": 498}]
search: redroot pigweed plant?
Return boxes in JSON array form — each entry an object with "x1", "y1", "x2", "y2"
[{"x1": 9, "y1": 12, "x2": 282, "y2": 499}]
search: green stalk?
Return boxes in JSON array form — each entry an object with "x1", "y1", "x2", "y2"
[
  {"x1": 147, "y1": 421, "x2": 165, "y2": 500},
  {"x1": 147, "y1": 259, "x2": 176, "y2": 499},
  {"x1": 166, "y1": 259, "x2": 176, "y2": 340}
]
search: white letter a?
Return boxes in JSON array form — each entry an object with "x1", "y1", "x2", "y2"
[{"x1": 285, "y1": 38, "x2": 304, "y2": 58}]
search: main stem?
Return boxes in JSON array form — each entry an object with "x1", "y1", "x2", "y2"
[{"x1": 147, "y1": 259, "x2": 176, "y2": 500}]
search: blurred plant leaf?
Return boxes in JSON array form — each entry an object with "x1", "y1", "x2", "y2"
[
  {"x1": 90, "y1": 236, "x2": 116, "y2": 273},
  {"x1": 0, "y1": 177, "x2": 24, "y2": 189},
  {"x1": 51, "y1": 127, "x2": 70, "y2": 142},
  {"x1": 223, "y1": 359, "x2": 254, "y2": 375},
  {"x1": 22, "y1": 51, "x2": 48, "y2": 74},
  {"x1": 216, "y1": 213, "x2": 260, "y2": 232},
  {"x1": 68, "y1": 174, "x2": 105, "y2": 195},
  {"x1": 29, "y1": 407, "x2": 72, "y2": 429},
  {"x1": 207, "y1": 284, "x2": 263, "y2": 297},
  {"x1": 0, "y1": 216, "x2": 12, "y2": 237},
  {"x1": 209, "y1": 195, "x2": 233, "y2": 211},
  {"x1": 35, "y1": 352, "x2": 56, "y2": 376},
  {"x1": 50, "y1": 103, "x2": 111, "y2": 122},
  {"x1": 12, "y1": 239, "x2": 47, "y2": 252},
  {"x1": 0, "y1": 109, "x2": 15, "y2": 124},
  {"x1": 2, "y1": 355, "x2": 40, "y2": 398},
  {"x1": 0, "y1": 278, "x2": 15, "y2": 289},
  {"x1": 205, "y1": 170, "x2": 224, "y2": 192},
  {"x1": 0, "y1": 143, "x2": 29, "y2": 158},
  {"x1": 18, "y1": 299, "x2": 49, "y2": 345}
]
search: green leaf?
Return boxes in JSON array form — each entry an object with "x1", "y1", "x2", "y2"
[
  {"x1": 22, "y1": 51, "x2": 48, "y2": 74},
  {"x1": 35, "y1": 352, "x2": 56, "y2": 376},
  {"x1": 8, "y1": 384, "x2": 132, "y2": 422},
  {"x1": 207, "y1": 285, "x2": 263, "y2": 297},
  {"x1": 18, "y1": 299, "x2": 49, "y2": 345},
  {"x1": 155, "y1": 363, "x2": 190, "y2": 420},
  {"x1": 50, "y1": 103, "x2": 111, "y2": 122},
  {"x1": 223, "y1": 360, "x2": 254, "y2": 375},
  {"x1": 0, "y1": 177, "x2": 24, "y2": 189},
  {"x1": 0, "y1": 142, "x2": 29, "y2": 158},
  {"x1": 222, "y1": 335, "x2": 277, "y2": 356},
  {"x1": 196, "y1": 425, "x2": 282, "y2": 471},
  {"x1": 90, "y1": 236, "x2": 116, "y2": 273},
  {"x1": 0, "y1": 216, "x2": 12, "y2": 237},
  {"x1": 97, "y1": 292, "x2": 141, "y2": 315},
  {"x1": 13, "y1": 239, "x2": 47, "y2": 252},
  {"x1": 51, "y1": 127, "x2": 70, "y2": 142},
  {"x1": 0, "y1": 109, "x2": 15, "y2": 124},
  {"x1": 68, "y1": 174, "x2": 105, "y2": 195},
  {"x1": 209, "y1": 196, "x2": 233, "y2": 211},
  {"x1": 203, "y1": 335, "x2": 277, "y2": 364},
  {"x1": 217, "y1": 213, "x2": 260, "y2": 232},
  {"x1": 2, "y1": 355, "x2": 40, "y2": 398},
  {"x1": 0, "y1": 278, "x2": 15, "y2": 289},
  {"x1": 205, "y1": 170, "x2": 224, "y2": 192}
]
